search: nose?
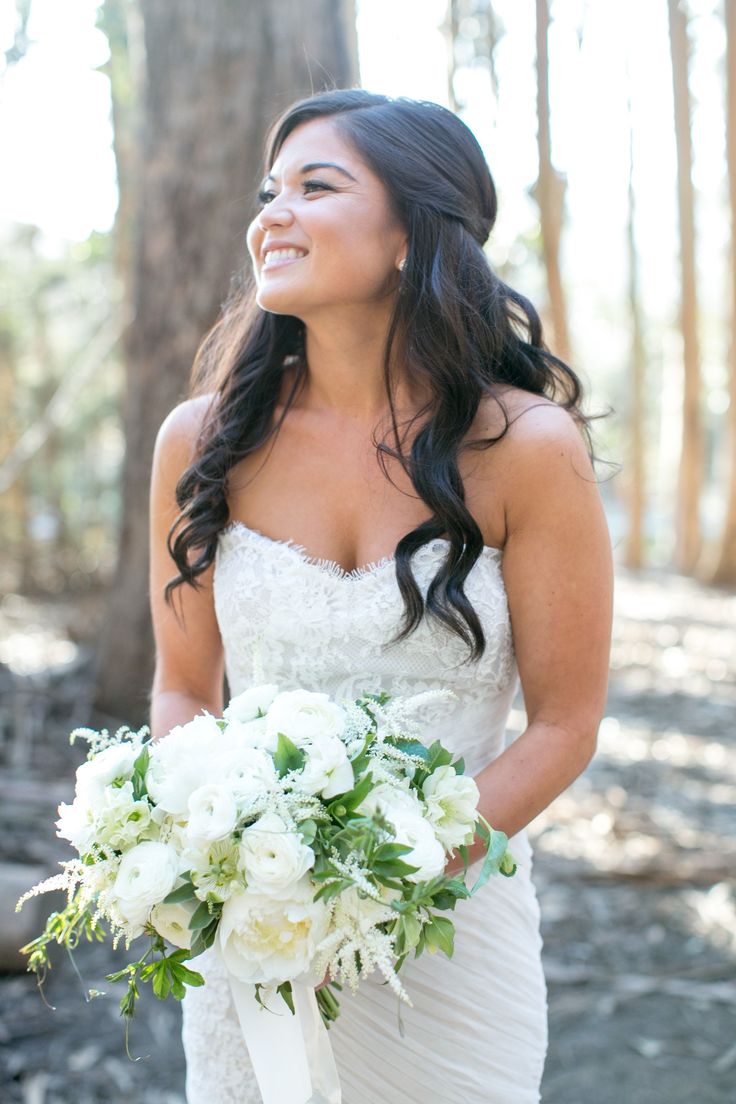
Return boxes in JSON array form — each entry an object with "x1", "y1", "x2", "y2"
[{"x1": 257, "y1": 196, "x2": 296, "y2": 229}]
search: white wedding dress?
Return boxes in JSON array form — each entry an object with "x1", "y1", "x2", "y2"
[{"x1": 181, "y1": 521, "x2": 548, "y2": 1103}]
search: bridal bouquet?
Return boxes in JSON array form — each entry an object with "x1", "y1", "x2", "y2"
[{"x1": 17, "y1": 684, "x2": 515, "y2": 1103}]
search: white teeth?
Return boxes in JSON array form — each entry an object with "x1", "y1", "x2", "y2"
[{"x1": 264, "y1": 247, "x2": 307, "y2": 263}]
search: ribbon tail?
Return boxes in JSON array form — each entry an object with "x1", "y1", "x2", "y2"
[{"x1": 225, "y1": 972, "x2": 342, "y2": 1104}]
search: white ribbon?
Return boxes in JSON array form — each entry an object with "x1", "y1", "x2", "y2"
[{"x1": 225, "y1": 968, "x2": 342, "y2": 1104}]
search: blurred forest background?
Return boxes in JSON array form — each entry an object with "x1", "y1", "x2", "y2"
[{"x1": 1, "y1": 1, "x2": 735, "y2": 1103}]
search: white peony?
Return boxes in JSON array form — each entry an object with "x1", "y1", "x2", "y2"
[
  {"x1": 238, "y1": 812, "x2": 314, "y2": 897},
  {"x1": 75, "y1": 741, "x2": 141, "y2": 803},
  {"x1": 145, "y1": 713, "x2": 222, "y2": 815},
  {"x1": 112, "y1": 840, "x2": 179, "y2": 931},
  {"x1": 295, "y1": 731, "x2": 354, "y2": 799},
  {"x1": 150, "y1": 898, "x2": 198, "y2": 949},
  {"x1": 56, "y1": 794, "x2": 97, "y2": 853},
  {"x1": 265, "y1": 689, "x2": 347, "y2": 745},
  {"x1": 218, "y1": 876, "x2": 330, "y2": 984},
  {"x1": 223, "y1": 684, "x2": 279, "y2": 723},
  {"x1": 422, "y1": 765, "x2": 480, "y2": 850},
  {"x1": 186, "y1": 783, "x2": 238, "y2": 844}
]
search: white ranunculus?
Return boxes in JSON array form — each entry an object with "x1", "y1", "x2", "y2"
[
  {"x1": 358, "y1": 781, "x2": 423, "y2": 823},
  {"x1": 265, "y1": 690, "x2": 347, "y2": 746},
  {"x1": 422, "y1": 765, "x2": 480, "y2": 850},
  {"x1": 112, "y1": 841, "x2": 179, "y2": 930},
  {"x1": 222, "y1": 716, "x2": 277, "y2": 752},
  {"x1": 223, "y1": 684, "x2": 279, "y2": 724},
  {"x1": 218, "y1": 876, "x2": 329, "y2": 984},
  {"x1": 75, "y1": 741, "x2": 141, "y2": 802},
  {"x1": 295, "y1": 732, "x2": 354, "y2": 799},
  {"x1": 56, "y1": 795, "x2": 97, "y2": 854},
  {"x1": 150, "y1": 898, "x2": 198, "y2": 949},
  {"x1": 390, "y1": 812, "x2": 447, "y2": 884},
  {"x1": 239, "y1": 812, "x2": 314, "y2": 896},
  {"x1": 186, "y1": 783, "x2": 238, "y2": 844},
  {"x1": 216, "y1": 742, "x2": 278, "y2": 806},
  {"x1": 145, "y1": 714, "x2": 222, "y2": 815}
]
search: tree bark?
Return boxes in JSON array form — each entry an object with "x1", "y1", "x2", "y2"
[
  {"x1": 623, "y1": 86, "x2": 646, "y2": 570},
  {"x1": 667, "y1": 0, "x2": 704, "y2": 574},
  {"x1": 94, "y1": 0, "x2": 360, "y2": 721},
  {"x1": 534, "y1": 0, "x2": 571, "y2": 364},
  {"x1": 711, "y1": 0, "x2": 736, "y2": 584}
]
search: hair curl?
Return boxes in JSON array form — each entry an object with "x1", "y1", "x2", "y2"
[{"x1": 164, "y1": 88, "x2": 610, "y2": 663}]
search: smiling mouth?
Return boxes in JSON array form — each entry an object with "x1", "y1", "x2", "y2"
[{"x1": 262, "y1": 249, "x2": 308, "y2": 270}]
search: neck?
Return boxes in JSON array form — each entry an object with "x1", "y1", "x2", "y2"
[{"x1": 292, "y1": 303, "x2": 427, "y2": 421}]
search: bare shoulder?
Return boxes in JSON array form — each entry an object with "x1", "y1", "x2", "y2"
[{"x1": 155, "y1": 393, "x2": 216, "y2": 455}]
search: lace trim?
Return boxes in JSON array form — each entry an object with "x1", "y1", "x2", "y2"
[{"x1": 218, "y1": 519, "x2": 503, "y2": 583}]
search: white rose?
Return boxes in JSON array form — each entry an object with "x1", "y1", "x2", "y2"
[
  {"x1": 239, "y1": 812, "x2": 314, "y2": 896},
  {"x1": 218, "y1": 876, "x2": 329, "y2": 984},
  {"x1": 422, "y1": 765, "x2": 480, "y2": 850},
  {"x1": 75, "y1": 741, "x2": 140, "y2": 802},
  {"x1": 112, "y1": 841, "x2": 179, "y2": 930},
  {"x1": 56, "y1": 795, "x2": 97, "y2": 853},
  {"x1": 296, "y1": 732, "x2": 354, "y2": 799},
  {"x1": 390, "y1": 812, "x2": 447, "y2": 884},
  {"x1": 145, "y1": 713, "x2": 222, "y2": 815},
  {"x1": 186, "y1": 783, "x2": 238, "y2": 844},
  {"x1": 150, "y1": 898, "x2": 197, "y2": 949},
  {"x1": 265, "y1": 690, "x2": 346, "y2": 745},
  {"x1": 223, "y1": 684, "x2": 279, "y2": 723}
]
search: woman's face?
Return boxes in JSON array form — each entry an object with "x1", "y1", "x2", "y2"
[{"x1": 246, "y1": 117, "x2": 407, "y2": 318}]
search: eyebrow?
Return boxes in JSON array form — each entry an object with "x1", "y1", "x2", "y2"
[{"x1": 264, "y1": 162, "x2": 358, "y2": 184}]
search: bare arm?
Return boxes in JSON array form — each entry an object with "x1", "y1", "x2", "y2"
[
  {"x1": 148, "y1": 396, "x2": 225, "y2": 741},
  {"x1": 448, "y1": 404, "x2": 613, "y2": 868}
]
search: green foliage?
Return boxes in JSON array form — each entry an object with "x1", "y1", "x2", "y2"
[{"x1": 273, "y1": 732, "x2": 306, "y2": 778}]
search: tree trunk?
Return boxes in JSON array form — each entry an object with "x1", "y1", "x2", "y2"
[
  {"x1": 668, "y1": 0, "x2": 704, "y2": 574},
  {"x1": 534, "y1": 0, "x2": 571, "y2": 364},
  {"x1": 94, "y1": 0, "x2": 360, "y2": 722},
  {"x1": 623, "y1": 85, "x2": 646, "y2": 570},
  {"x1": 710, "y1": 0, "x2": 736, "y2": 584}
]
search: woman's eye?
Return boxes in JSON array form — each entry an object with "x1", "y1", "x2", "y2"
[{"x1": 256, "y1": 180, "x2": 332, "y2": 205}]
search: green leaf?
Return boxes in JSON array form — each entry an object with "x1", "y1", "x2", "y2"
[
  {"x1": 152, "y1": 965, "x2": 171, "y2": 999},
  {"x1": 297, "y1": 819, "x2": 317, "y2": 845},
  {"x1": 274, "y1": 732, "x2": 306, "y2": 778},
  {"x1": 424, "y1": 915, "x2": 455, "y2": 958},
  {"x1": 171, "y1": 963, "x2": 205, "y2": 987},
  {"x1": 188, "y1": 901, "x2": 214, "y2": 930},
  {"x1": 163, "y1": 876, "x2": 196, "y2": 905},
  {"x1": 329, "y1": 771, "x2": 374, "y2": 814},
  {"x1": 469, "y1": 826, "x2": 511, "y2": 896},
  {"x1": 277, "y1": 981, "x2": 295, "y2": 1015}
]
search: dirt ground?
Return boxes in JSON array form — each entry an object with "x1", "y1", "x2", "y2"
[{"x1": 0, "y1": 562, "x2": 734, "y2": 1104}]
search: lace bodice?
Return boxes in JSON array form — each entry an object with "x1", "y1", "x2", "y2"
[{"x1": 213, "y1": 521, "x2": 519, "y2": 776}]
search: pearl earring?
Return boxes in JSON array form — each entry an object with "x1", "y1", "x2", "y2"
[{"x1": 398, "y1": 257, "x2": 406, "y2": 271}]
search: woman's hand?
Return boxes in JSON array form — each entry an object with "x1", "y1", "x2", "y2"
[{"x1": 314, "y1": 970, "x2": 330, "y2": 992}]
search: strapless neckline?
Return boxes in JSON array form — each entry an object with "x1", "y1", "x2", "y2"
[{"x1": 217, "y1": 519, "x2": 504, "y2": 583}]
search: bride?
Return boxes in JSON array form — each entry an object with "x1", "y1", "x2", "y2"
[{"x1": 147, "y1": 88, "x2": 613, "y2": 1104}]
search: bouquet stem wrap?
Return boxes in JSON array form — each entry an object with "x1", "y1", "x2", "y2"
[{"x1": 225, "y1": 960, "x2": 342, "y2": 1103}]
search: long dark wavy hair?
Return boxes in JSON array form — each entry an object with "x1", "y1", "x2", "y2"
[{"x1": 165, "y1": 88, "x2": 609, "y2": 663}]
